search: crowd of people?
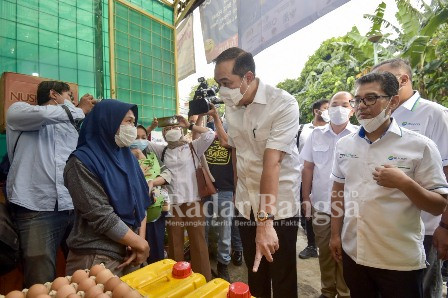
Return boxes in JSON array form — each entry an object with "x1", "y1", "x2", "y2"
[{"x1": 2, "y1": 47, "x2": 448, "y2": 298}]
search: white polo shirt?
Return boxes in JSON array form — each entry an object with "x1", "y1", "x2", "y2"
[
  {"x1": 226, "y1": 79, "x2": 301, "y2": 220},
  {"x1": 331, "y1": 119, "x2": 448, "y2": 271},
  {"x1": 393, "y1": 91, "x2": 448, "y2": 235},
  {"x1": 300, "y1": 123, "x2": 358, "y2": 214}
]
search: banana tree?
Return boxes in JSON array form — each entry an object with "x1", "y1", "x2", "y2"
[
  {"x1": 396, "y1": 0, "x2": 448, "y2": 69},
  {"x1": 363, "y1": 0, "x2": 448, "y2": 102}
]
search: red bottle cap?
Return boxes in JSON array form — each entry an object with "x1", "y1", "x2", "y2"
[
  {"x1": 172, "y1": 261, "x2": 192, "y2": 279},
  {"x1": 228, "y1": 282, "x2": 251, "y2": 298}
]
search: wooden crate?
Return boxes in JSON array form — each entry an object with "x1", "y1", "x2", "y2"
[{"x1": 0, "y1": 72, "x2": 78, "y2": 133}]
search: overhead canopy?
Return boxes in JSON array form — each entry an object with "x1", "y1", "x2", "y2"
[{"x1": 174, "y1": 0, "x2": 351, "y2": 78}]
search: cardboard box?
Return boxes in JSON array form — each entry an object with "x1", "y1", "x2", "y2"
[{"x1": 0, "y1": 72, "x2": 79, "y2": 133}]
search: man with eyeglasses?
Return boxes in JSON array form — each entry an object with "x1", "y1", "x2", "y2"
[
  {"x1": 6, "y1": 81, "x2": 95, "y2": 287},
  {"x1": 329, "y1": 72, "x2": 448, "y2": 297},
  {"x1": 373, "y1": 58, "x2": 448, "y2": 298}
]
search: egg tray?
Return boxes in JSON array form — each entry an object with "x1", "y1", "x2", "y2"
[{"x1": 1, "y1": 264, "x2": 143, "y2": 298}]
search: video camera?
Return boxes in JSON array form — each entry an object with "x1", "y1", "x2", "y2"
[{"x1": 188, "y1": 77, "x2": 223, "y2": 116}]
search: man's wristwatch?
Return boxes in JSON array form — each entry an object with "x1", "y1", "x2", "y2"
[
  {"x1": 188, "y1": 123, "x2": 194, "y2": 130},
  {"x1": 257, "y1": 210, "x2": 275, "y2": 222}
]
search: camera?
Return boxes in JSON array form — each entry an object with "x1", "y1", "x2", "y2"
[{"x1": 188, "y1": 77, "x2": 223, "y2": 116}]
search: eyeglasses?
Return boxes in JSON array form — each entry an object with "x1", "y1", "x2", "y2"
[{"x1": 349, "y1": 95, "x2": 391, "y2": 108}]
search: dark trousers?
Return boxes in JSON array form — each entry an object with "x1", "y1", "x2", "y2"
[
  {"x1": 304, "y1": 218, "x2": 316, "y2": 246},
  {"x1": 299, "y1": 183, "x2": 315, "y2": 246},
  {"x1": 422, "y1": 235, "x2": 442, "y2": 298},
  {"x1": 11, "y1": 204, "x2": 74, "y2": 287},
  {"x1": 146, "y1": 213, "x2": 166, "y2": 264},
  {"x1": 342, "y1": 250, "x2": 424, "y2": 298},
  {"x1": 236, "y1": 212, "x2": 299, "y2": 298},
  {"x1": 232, "y1": 208, "x2": 243, "y2": 252}
]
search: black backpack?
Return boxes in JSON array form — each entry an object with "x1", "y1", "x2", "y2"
[
  {"x1": 0, "y1": 134, "x2": 23, "y2": 275},
  {"x1": 0, "y1": 201, "x2": 20, "y2": 275},
  {"x1": 296, "y1": 124, "x2": 305, "y2": 149}
]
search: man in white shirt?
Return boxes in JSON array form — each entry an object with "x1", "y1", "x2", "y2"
[
  {"x1": 301, "y1": 92, "x2": 355, "y2": 298},
  {"x1": 298, "y1": 99, "x2": 329, "y2": 260},
  {"x1": 298, "y1": 99, "x2": 330, "y2": 152},
  {"x1": 329, "y1": 72, "x2": 448, "y2": 297},
  {"x1": 372, "y1": 58, "x2": 448, "y2": 297},
  {"x1": 214, "y1": 47, "x2": 300, "y2": 297}
]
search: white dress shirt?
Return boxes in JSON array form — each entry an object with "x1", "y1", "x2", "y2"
[
  {"x1": 331, "y1": 119, "x2": 448, "y2": 270},
  {"x1": 300, "y1": 123, "x2": 358, "y2": 214},
  {"x1": 392, "y1": 91, "x2": 448, "y2": 235},
  {"x1": 146, "y1": 130, "x2": 215, "y2": 205},
  {"x1": 225, "y1": 79, "x2": 301, "y2": 220}
]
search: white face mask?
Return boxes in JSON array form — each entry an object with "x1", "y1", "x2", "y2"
[
  {"x1": 115, "y1": 125, "x2": 137, "y2": 147},
  {"x1": 329, "y1": 106, "x2": 351, "y2": 125},
  {"x1": 55, "y1": 92, "x2": 73, "y2": 105},
  {"x1": 63, "y1": 99, "x2": 75, "y2": 107},
  {"x1": 357, "y1": 101, "x2": 391, "y2": 133},
  {"x1": 165, "y1": 129, "x2": 182, "y2": 142},
  {"x1": 219, "y1": 76, "x2": 251, "y2": 107},
  {"x1": 320, "y1": 110, "x2": 330, "y2": 123}
]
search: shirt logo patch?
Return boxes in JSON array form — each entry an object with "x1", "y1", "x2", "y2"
[
  {"x1": 401, "y1": 121, "x2": 420, "y2": 126},
  {"x1": 205, "y1": 139, "x2": 231, "y2": 165},
  {"x1": 387, "y1": 155, "x2": 407, "y2": 161},
  {"x1": 339, "y1": 153, "x2": 359, "y2": 159}
]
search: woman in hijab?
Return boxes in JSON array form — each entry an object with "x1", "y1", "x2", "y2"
[{"x1": 64, "y1": 99, "x2": 150, "y2": 276}]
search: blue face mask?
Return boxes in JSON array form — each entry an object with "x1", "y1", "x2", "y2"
[{"x1": 130, "y1": 139, "x2": 149, "y2": 151}]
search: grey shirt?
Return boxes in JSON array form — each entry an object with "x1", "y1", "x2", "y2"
[{"x1": 64, "y1": 157, "x2": 132, "y2": 261}]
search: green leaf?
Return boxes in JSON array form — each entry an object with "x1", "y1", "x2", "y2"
[
  {"x1": 422, "y1": 59, "x2": 443, "y2": 73},
  {"x1": 364, "y1": 14, "x2": 401, "y2": 35},
  {"x1": 421, "y1": 7, "x2": 448, "y2": 36},
  {"x1": 366, "y1": 2, "x2": 387, "y2": 37},
  {"x1": 402, "y1": 35, "x2": 430, "y2": 67},
  {"x1": 395, "y1": 0, "x2": 421, "y2": 39}
]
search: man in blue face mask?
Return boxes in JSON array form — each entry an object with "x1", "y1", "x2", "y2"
[
  {"x1": 214, "y1": 47, "x2": 301, "y2": 297},
  {"x1": 329, "y1": 72, "x2": 448, "y2": 298}
]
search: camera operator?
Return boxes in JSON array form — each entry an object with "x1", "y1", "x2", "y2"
[{"x1": 193, "y1": 104, "x2": 236, "y2": 282}]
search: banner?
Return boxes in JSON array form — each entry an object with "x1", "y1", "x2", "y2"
[
  {"x1": 238, "y1": 0, "x2": 350, "y2": 56},
  {"x1": 199, "y1": 0, "x2": 238, "y2": 63},
  {"x1": 176, "y1": 14, "x2": 196, "y2": 81}
]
